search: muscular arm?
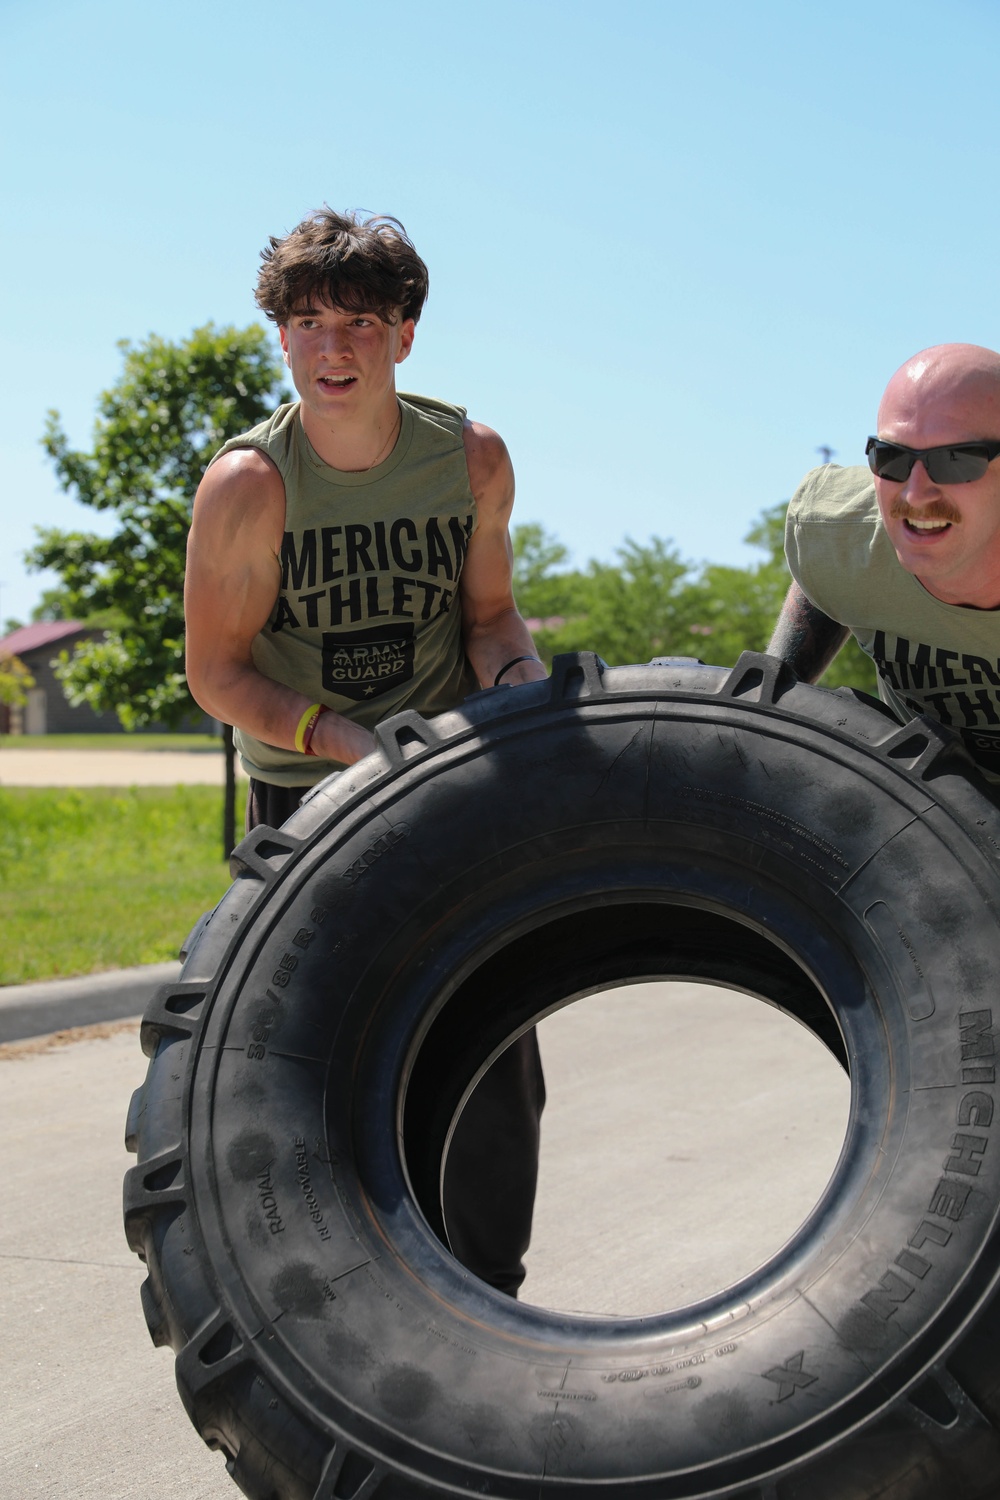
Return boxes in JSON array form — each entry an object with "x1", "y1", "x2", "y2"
[
  {"x1": 767, "y1": 581, "x2": 851, "y2": 683},
  {"x1": 185, "y1": 450, "x2": 375, "y2": 764},
  {"x1": 459, "y1": 421, "x2": 548, "y2": 689}
]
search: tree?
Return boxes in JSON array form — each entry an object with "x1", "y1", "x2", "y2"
[
  {"x1": 27, "y1": 585, "x2": 101, "y2": 624},
  {"x1": 691, "y1": 503, "x2": 876, "y2": 693},
  {"x1": 512, "y1": 523, "x2": 579, "y2": 619},
  {"x1": 544, "y1": 538, "x2": 704, "y2": 665},
  {"x1": 0, "y1": 652, "x2": 34, "y2": 722},
  {"x1": 512, "y1": 526, "x2": 701, "y2": 667},
  {"x1": 29, "y1": 323, "x2": 288, "y2": 854},
  {"x1": 511, "y1": 507, "x2": 878, "y2": 693},
  {"x1": 676, "y1": 502, "x2": 796, "y2": 668}
]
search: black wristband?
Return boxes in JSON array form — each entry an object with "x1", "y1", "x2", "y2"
[{"x1": 493, "y1": 654, "x2": 542, "y2": 686}]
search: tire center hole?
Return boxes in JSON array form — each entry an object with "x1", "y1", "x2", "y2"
[{"x1": 511, "y1": 981, "x2": 851, "y2": 1316}]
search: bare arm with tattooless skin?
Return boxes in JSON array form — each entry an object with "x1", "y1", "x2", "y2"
[
  {"x1": 459, "y1": 419, "x2": 547, "y2": 692},
  {"x1": 185, "y1": 446, "x2": 378, "y2": 767},
  {"x1": 185, "y1": 418, "x2": 544, "y2": 769},
  {"x1": 184, "y1": 208, "x2": 548, "y2": 1299}
]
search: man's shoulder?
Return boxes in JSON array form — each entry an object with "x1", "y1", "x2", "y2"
[
  {"x1": 398, "y1": 393, "x2": 499, "y2": 508},
  {"x1": 209, "y1": 403, "x2": 300, "y2": 471},
  {"x1": 202, "y1": 443, "x2": 282, "y2": 492},
  {"x1": 784, "y1": 464, "x2": 889, "y2": 621},
  {"x1": 398, "y1": 391, "x2": 468, "y2": 443},
  {"x1": 789, "y1": 463, "x2": 878, "y2": 526}
]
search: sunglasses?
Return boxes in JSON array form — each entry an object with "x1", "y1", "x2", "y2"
[{"x1": 866, "y1": 436, "x2": 1000, "y2": 484}]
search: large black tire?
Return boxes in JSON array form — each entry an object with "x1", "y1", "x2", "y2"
[{"x1": 124, "y1": 652, "x2": 1000, "y2": 1500}]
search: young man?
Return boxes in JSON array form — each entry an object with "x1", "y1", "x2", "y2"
[
  {"x1": 185, "y1": 209, "x2": 547, "y2": 1294},
  {"x1": 769, "y1": 343, "x2": 1000, "y2": 781}
]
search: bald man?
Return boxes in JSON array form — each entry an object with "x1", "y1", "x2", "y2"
[{"x1": 769, "y1": 343, "x2": 1000, "y2": 781}]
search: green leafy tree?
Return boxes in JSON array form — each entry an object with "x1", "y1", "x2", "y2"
[
  {"x1": 28, "y1": 587, "x2": 76, "y2": 623},
  {"x1": 820, "y1": 638, "x2": 878, "y2": 693},
  {"x1": 675, "y1": 503, "x2": 792, "y2": 668},
  {"x1": 689, "y1": 501, "x2": 875, "y2": 693},
  {"x1": 515, "y1": 531, "x2": 704, "y2": 666},
  {"x1": 32, "y1": 323, "x2": 287, "y2": 725},
  {"x1": 29, "y1": 323, "x2": 288, "y2": 851},
  {"x1": 0, "y1": 652, "x2": 34, "y2": 712},
  {"x1": 26, "y1": 585, "x2": 126, "y2": 634},
  {"x1": 512, "y1": 523, "x2": 582, "y2": 620},
  {"x1": 584, "y1": 538, "x2": 705, "y2": 664},
  {"x1": 512, "y1": 505, "x2": 877, "y2": 692}
]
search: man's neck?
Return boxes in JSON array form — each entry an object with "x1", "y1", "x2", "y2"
[
  {"x1": 298, "y1": 395, "x2": 401, "y2": 473},
  {"x1": 916, "y1": 570, "x2": 1000, "y2": 611}
]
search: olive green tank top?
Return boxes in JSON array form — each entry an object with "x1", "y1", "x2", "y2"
[
  {"x1": 786, "y1": 463, "x2": 1000, "y2": 782},
  {"x1": 210, "y1": 394, "x2": 479, "y2": 785}
]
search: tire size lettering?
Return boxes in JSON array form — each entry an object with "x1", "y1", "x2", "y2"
[
  {"x1": 252, "y1": 1009, "x2": 275, "y2": 1043},
  {"x1": 601, "y1": 1345, "x2": 722, "y2": 1385},
  {"x1": 342, "y1": 824, "x2": 410, "y2": 884},
  {"x1": 270, "y1": 952, "x2": 297, "y2": 989},
  {"x1": 247, "y1": 1001, "x2": 281, "y2": 1060}
]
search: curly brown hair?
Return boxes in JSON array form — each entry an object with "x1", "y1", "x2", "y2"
[{"x1": 254, "y1": 208, "x2": 429, "y2": 326}]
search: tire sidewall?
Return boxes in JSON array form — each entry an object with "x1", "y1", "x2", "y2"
[{"x1": 170, "y1": 686, "x2": 1000, "y2": 1491}]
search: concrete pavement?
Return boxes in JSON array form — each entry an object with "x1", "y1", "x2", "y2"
[
  {"x1": 1, "y1": 980, "x2": 850, "y2": 1497},
  {"x1": 524, "y1": 983, "x2": 849, "y2": 1316},
  {"x1": 1, "y1": 1022, "x2": 237, "y2": 1499},
  {"x1": 0, "y1": 747, "x2": 247, "y2": 786}
]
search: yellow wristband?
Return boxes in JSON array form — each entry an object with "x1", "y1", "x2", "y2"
[{"x1": 294, "y1": 702, "x2": 324, "y2": 755}]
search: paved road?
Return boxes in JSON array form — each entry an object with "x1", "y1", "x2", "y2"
[
  {"x1": 0, "y1": 748, "x2": 246, "y2": 786},
  {"x1": 1, "y1": 982, "x2": 849, "y2": 1498},
  {"x1": 1, "y1": 1022, "x2": 236, "y2": 1498}
]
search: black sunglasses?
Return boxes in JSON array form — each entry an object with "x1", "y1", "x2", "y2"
[{"x1": 866, "y1": 436, "x2": 1000, "y2": 484}]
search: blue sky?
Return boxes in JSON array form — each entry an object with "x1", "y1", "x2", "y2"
[{"x1": 3, "y1": 0, "x2": 1000, "y2": 627}]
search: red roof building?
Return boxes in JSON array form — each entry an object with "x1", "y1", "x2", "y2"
[
  {"x1": 0, "y1": 621, "x2": 89, "y2": 658},
  {"x1": 0, "y1": 622, "x2": 123, "y2": 734},
  {"x1": 0, "y1": 621, "x2": 214, "y2": 736}
]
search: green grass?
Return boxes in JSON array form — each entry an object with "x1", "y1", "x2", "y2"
[
  {"x1": 0, "y1": 786, "x2": 234, "y2": 985},
  {"x1": 1, "y1": 733, "x2": 222, "y2": 752}
]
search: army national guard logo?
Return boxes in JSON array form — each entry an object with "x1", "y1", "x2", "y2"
[{"x1": 322, "y1": 624, "x2": 415, "y2": 701}]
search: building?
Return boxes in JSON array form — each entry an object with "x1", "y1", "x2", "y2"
[{"x1": 0, "y1": 622, "x2": 213, "y2": 735}]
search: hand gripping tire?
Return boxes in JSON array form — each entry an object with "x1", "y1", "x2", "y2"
[{"x1": 124, "y1": 652, "x2": 1000, "y2": 1500}]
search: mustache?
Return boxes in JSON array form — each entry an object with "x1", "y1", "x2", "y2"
[{"x1": 889, "y1": 499, "x2": 961, "y2": 524}]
